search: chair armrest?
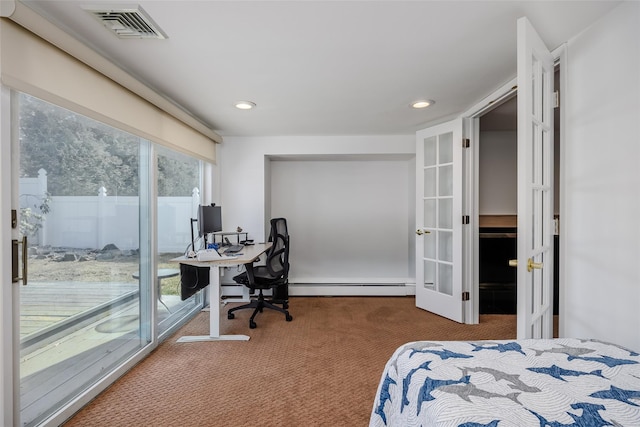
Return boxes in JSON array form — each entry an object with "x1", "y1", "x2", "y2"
[{"x1": 244, "y1": 259, "x2": 257, "y2": 284}]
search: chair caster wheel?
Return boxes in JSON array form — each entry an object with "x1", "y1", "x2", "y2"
[
  {"x1": 249, "y1": 320, "x2": 257, "y2": 329},
  {"x1": 228, "y1": 312, "x2": 235, "y2": 319},
  {"x1": 286, "y1": 314, "x2": 293, "y2": 322}
]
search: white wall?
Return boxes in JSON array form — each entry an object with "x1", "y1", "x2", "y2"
[
  {"x1": 271, "y1": 158, "x2": 412, "y2": 281},
  {"x1": 218, "y1": 135, "x2": 415, "y2": 286},
  {"x1": 479, "y1": 131, "x2": 517, "y2": 215},
  {"x1": 561, "y1": 1, "x2": 640, "y2": 350},
  {"x1": 478, "y1": 128, "x2": 560, "y2": 216}
]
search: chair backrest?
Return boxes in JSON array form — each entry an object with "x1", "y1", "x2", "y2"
[{"x1": 265, "y1": 217, "x2": 289, "y2": 279}]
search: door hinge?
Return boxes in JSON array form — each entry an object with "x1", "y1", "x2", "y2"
[
  {"x1": 462, "y1": 215, "x2": 470, "y2": 224},
  {"x1": 462, "y1": 291, "x2": 470, "y2": 301},
  {"x1": 554, "y1": 90, "x2": 560, "y2": 108},
  {"x1": 462, "y1": 138, "x2": 470, "y2": 148}
]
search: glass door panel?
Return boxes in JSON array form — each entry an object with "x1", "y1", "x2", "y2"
[
  {"x1": 439, "y1": 132, "x2": 453, "y2": 163},
  {"x1": 156, "y1": 145, "x2": 203, "y2": 337},
  {"x1": 17, "y1": 93, "x2": 151, "y2": 426},
  {"x1": 424, "y1": 136, "x2": 437, "y2": 166},
  {"x1": 425, "y1": 131, "x2": 454, "y2": 295},
  {"x1": 424, "y1": 168, "x2": 436, "y2": 197}
]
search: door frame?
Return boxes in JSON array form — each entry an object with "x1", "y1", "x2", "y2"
[
  {"x1": 460, "y1": 44, "x2": 566, "y2": 327},
  {"x1": 462, "y1": 79, "x2": 518, "y2": 325},
  {"x1": 0, "y1": 81, "x2": 17, "y2": 427}
]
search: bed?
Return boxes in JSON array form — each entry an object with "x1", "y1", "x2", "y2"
[{"x1": 370, "y1": 338, "x2": 640, "y2": 426}]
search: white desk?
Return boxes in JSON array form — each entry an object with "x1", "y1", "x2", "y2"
[{"x1": 171, "y1": 243, "x2": 271, "y2": 342}]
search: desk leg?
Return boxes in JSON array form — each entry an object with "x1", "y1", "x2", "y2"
[{"x1": 177, "y1": 265, "x2": 250, "y2": 342}]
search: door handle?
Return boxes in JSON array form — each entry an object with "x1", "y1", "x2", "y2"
[
  {"x1": 12, "y1": 236, "x2": 28, "y2": 285},
  {"x1": 527, "y1": 258, "x2": 543, "y2": 272},
  {"x1": 416, "y1": 229, "x2": 431, "y2": 235},
  {"x1": 508, "y1": 258, "x2": 543, "y2": 273}
]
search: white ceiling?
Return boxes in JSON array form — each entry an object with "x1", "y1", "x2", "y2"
[{"x1": 21, "y1": 0, "x2": 619, "y2": 137}]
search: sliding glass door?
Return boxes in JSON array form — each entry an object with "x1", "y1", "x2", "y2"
[
  {"x1": 16, "y1": 93, "x2": 152, "y2": 426},
  {"x1": 10, "y1": 90, "x2": 210, "y2": 426},
  {"x1": 156, "y1": 145, "x2": 204, "y2": 337}
]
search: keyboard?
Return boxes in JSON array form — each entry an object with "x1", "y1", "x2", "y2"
[{"x1": 225, "y1": 244, "x2": 244, "y2": 253}]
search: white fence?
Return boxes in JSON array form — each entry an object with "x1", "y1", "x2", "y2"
[{"x1": 20, "y1": 169, "x2": 199, "y2": 252}]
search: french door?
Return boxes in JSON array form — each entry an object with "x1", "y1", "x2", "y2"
[
  {"x1": 515, "y1": 17, "x2": 555, "y2": 339},
  {"x1": 415, "y1": 119, "x2": 464, "y2": 322},
  {"x1": 415, "y1": 17, "x2": 555, "y2": 333}
]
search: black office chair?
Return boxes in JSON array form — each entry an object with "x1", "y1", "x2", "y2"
[{"x1": 227, "y1": 217, "x2": 293, "y2": 329}]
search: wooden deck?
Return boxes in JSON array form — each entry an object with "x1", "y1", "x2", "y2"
[
  {"x1": 18, "y1": 281, "x2": 185, "y2": 426},
  {"x1": 20, "y1": 282, "x2": 138, "y2": 333},
  {"x1": 19, "y1": 282, "x2": 140, "y2": 371},
  {"x1": 19, "y1": 282, "x2": 140, "y2": 353}
]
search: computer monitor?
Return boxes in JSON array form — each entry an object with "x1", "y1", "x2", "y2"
[{"x1": 197, "y1": 204, "x2": 222, "y2": 237}]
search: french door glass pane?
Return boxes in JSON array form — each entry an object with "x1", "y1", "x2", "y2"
[
  {"x1": 424, "y1": 260, "x2": 436, "y2": 289},
  {"x1": 439, "y1": 164, "x2": 453, "y2": 197},
  {"x1": 424, "y1": 199, "x2": 436, "y2": 228},
  {"x1": 424, "y1": 233, "x2": 436, "y2": 259},
  {"x1": 439, "y1": 263, "x2": 453, "y2": 296},
  {"x1": 438, "y1": 230, "x2": 453, "y2": 263},
  {"x1": 438, "y1": 198, "x2": 453, "y2": 229},
  {"x1": 18, "y1": 93, "x2": 151, "y2": 426},
  {"x1": 424, "y1": 167, "x2": 436, "y2": 197},
  {"x1": 424, "y1": 136, "x2": 437, "y2": 166},
  {"x1": 438, "y1": 132, "x2": 453, "y2": 163}
]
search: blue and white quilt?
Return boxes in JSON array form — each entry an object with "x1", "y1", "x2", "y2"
[{"x1": 370, "y1": 338, "x2": 640, "y2": 427}]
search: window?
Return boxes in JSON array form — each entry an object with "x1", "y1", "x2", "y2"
[{"x1": 156, "y1": 145, "x2": 204, "y2": 337}]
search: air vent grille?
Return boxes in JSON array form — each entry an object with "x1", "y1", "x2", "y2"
[{"x1": 85, "y1": 6, "x2": 167, "y2": 39}]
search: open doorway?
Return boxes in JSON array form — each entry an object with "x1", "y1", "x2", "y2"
[
  {"x1": 478, "y1": 95, "x2": 518, "y2": 315},
  {"x1": 477, "y1": 66, "x2": 560, "y2": 334}
]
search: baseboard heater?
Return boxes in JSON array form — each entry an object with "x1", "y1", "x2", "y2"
[
  {"x1": 289, "y1": 284, "x2": 414, "y2": 297},
  {"x1": 221, "y1": 279, "x2": 416, "y2": 297},
  {"x1": 289, "y1": 278, "x2": 415, "y2": 296}
]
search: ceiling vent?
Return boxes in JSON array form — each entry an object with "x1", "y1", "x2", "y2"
[{"x1": 84, "y1": 6, "x2": 168, "y2": 39}]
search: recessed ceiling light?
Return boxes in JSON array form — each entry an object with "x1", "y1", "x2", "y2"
[
  {"x1": 235, "y1": 101, "x2": 256, "y2": 110},
  {"x1": 411, "y1": 99, "x2": 435, "y2": 109}
]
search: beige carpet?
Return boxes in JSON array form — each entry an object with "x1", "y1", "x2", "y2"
[{"x1": 64, "y1": 297, "x2": 516, "y2": 426}]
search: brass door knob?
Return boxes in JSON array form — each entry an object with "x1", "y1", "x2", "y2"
[
  {"x1": 508, "y1": 258, "x2": 543, "y2": 272},
  {"x1": 527, "y1": 258, "x2": 543, "y2": 272},
  {"x1": 416, "y1": 229, "x2": 431, "y2": 235}
]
